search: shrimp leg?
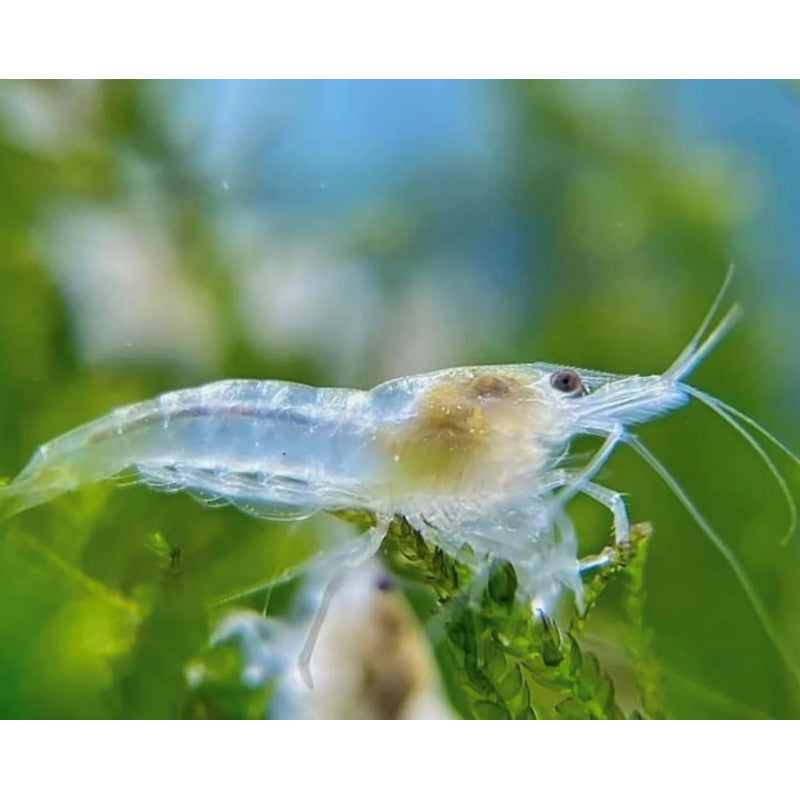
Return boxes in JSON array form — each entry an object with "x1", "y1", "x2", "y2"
[
  {"x1": 578, "y1": 547, "x2": 619, "y2": 574},
  {"x1": 551, "y1": 427, "x2": 624, "y2": 510},
  {"x1": 297, "y1": 517, "x2": 391, "y2": 688},
  {"x1": 545, "y1": 468, "x2": 631, "y2": 547},
  {"x1": 575, "y1": 482, "x2": 631, "y2": 548}
]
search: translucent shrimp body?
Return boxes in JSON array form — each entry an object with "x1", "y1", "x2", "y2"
[
  {"x1": 0, "y1": 366, "x2": 596, "y2": 606},
  {"x1": 5, "y1": 370, "x2": 551, "y2": 512},
  {"x1": 3, "y1": 380, "x2": 376, "y2": 519}
]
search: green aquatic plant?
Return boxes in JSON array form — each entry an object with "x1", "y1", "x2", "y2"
[{"x1": 380, "y1": 515, "x2": 658, "y2": 719}]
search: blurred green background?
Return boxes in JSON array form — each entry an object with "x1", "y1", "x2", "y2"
[{"x1": 1, "y1": 79, "x2": 799, "y2": 718}]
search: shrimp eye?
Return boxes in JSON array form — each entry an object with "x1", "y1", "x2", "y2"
[{"x1": 549, "y1": 369, "x2": 584, "y2": 396}]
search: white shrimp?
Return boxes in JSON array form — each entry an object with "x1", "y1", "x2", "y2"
[{"x1": 2, "y1": 269, "x2": 800, "y2": 686}]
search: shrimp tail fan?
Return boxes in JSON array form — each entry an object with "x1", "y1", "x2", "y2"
[{"x1": 0, "y1": 477, "x2": 54, "y2": 518}]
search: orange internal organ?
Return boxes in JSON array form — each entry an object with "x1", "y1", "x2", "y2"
[{"x1": 384, "y1": 371, "x2": 547, "y2": 495}]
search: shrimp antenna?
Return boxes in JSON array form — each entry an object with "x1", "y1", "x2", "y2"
[
  {"x1": 665, "y1": 264, "x2": 736, "y2": 379},
  {"x1": 685, "y1": 385, "x2": 800, "y2": 544},
  {"x1": 624, "y1": 433, "x2": 800, "y2": 690},
  {"x1": 666, "y1": 302, "x2": 742, "y2": 382}
]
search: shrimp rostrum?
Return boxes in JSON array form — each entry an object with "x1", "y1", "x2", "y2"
[{"x1": 2, "y1": 272, "x2": 799, "y2": 684}]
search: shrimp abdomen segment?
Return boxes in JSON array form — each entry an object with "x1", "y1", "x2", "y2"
[{"x1": 2, "y1": 380, "x2": 377, "y2": 518}]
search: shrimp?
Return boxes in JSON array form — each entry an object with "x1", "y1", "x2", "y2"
[
  {"x1": 209, "y1": 561, "x2": 452, "y2": 719},
  {"x1": 2, "y1": 268, "x2": 799, "y2": 687}
]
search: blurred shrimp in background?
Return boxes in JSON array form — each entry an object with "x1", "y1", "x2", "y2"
[
  {"x1": 208, "y1": 561, "x2": 452, "y2": 720},
  {"x1": 1, "y1": 80, "x2": 800, "y2": 718}
]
